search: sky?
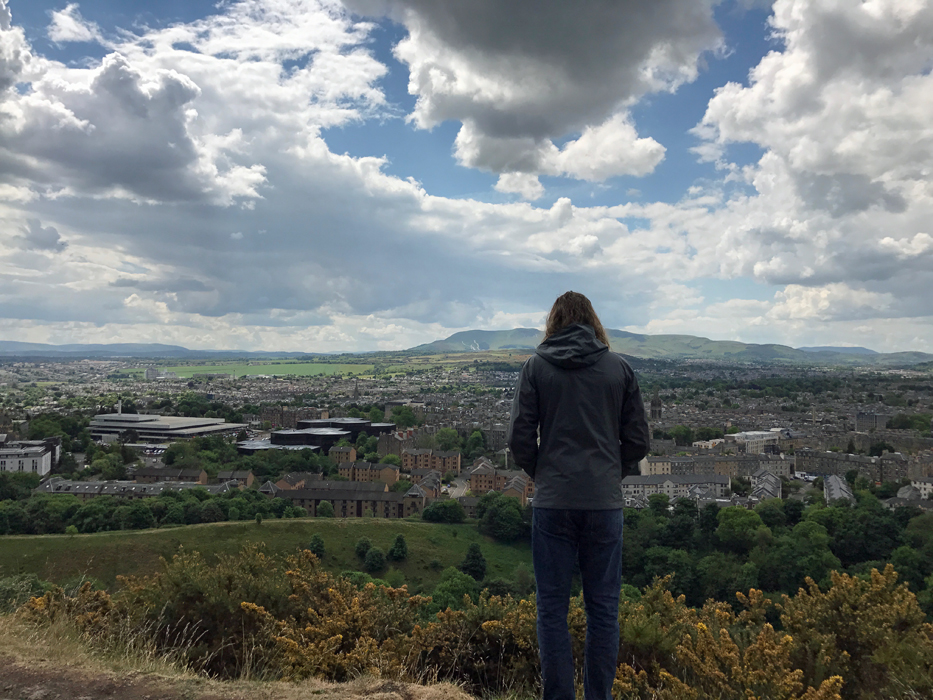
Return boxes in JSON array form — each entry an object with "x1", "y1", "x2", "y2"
[{"x1": 1, "y1": 0, "x2": 932, "y2": 353}]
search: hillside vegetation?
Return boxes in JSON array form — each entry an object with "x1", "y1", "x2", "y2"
[{"x1": 0, "y1": 518, "x2": 530, "y2": 592}]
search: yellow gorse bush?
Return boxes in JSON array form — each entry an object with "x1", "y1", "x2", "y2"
[{"x1": 16, "y1": 545, "x2": 933, "y2": 699}]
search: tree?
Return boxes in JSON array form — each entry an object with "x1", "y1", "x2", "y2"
[
  {"x1": 199, "y1": 501, "x2": 225, "y2": 523},
  {"x1": 381, "y1": 454, "x2": 402, "y2": 467},
  {"x1": 317, "y1": 500, "x2": 334, "y2": 518},
  {"x1": 648, "y1": 493, "x2": 670, "y2": 518},
  {"x1": 460, "y1": 543, "x2": 487, "y2": 581},
  {"x1": 308, "y1": 533, "x2": 326, "y2": 559},
  {"x1": 391, "y1": 405, "x2": 417, "y2": 429},
  {"x1": 422, "y1": 499, "x2": 465, "y2": 523},
  {"x1": 478, "y1": 493, "x2": 526, "y2": 541},
  {"x1": 435, "y1": 427, "x2": 461, "y2": 452},
  {"x1": 431, "y1": 567, "x2": 479, "y2": 611},
  {"x1": 669, "y1": 425, "x2": 694, "y2": 446},
  {"x1": 464, "y1": 430, "x2": 485, "y2": 459},
  {"x1": 716, "y1": 507, "x2": 766, "y2": 554},
  {"x1": 364, "y1": 546, "x2": 386, "y2": 573},
  {"x1": 355, "y1": 536, "x2": 372, "y2": 559},
  {"x1": 387, "y1": 533, "x2": 408, "y2": 561},
  {"x1": 368, "y1": 407, "x2": 384, "y2": 423}
]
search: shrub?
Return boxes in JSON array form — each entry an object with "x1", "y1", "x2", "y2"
[
  {"x1": 355, "y1": 537, "x2": 372, "y2": 559},
  {"x1": 308, "y1": 533, "x2": 325, "y2": 559},
  {"x1": 387, "y1": 533, "x2": 407, "y2": 562},
  {"x1": 316, "y1": 501, "x2": 334, "y2": 518},
  {"x1": 460, "y1": 543, "x2": 486, "y2": 581},
  {"x1": 422, "y1": 499, "x2": 465, "y2": 523},
  {"x1": 363, "y1": 547, "x2": 386, "y2": 574}
]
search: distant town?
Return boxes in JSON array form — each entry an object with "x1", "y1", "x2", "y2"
[{"x1": 2, "y1": 349, "x2": 932, "y2": 519}]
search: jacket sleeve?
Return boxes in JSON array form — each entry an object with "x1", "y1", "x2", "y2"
[
  {"x1": 619, "y1": 369, "x2": 650, "y2": 471},
  {"x1": 508, "y1": 358, "x2": 539, "y2": 478}
]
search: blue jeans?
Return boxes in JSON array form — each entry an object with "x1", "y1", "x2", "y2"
[{"x1": 532, "y1": 508, "x2": 624, "y2": 700}]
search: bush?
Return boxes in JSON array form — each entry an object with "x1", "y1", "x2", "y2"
[
  {"x1": 308, "y1": 533, "x2": 325, "y2": 559},
  {"x1": 387, "y1": 533, "x2": 407, "y2": 561},
  {"x1": 316, "y1": 500, "x2": 334, "y2": 518},
  {"x1": 355, "y1": 537, "x2": 372, "y2": 559},
  {"x1": 422, "y1": 499, "x2": 465, "y2": 523},
  {"x1": 460, "y1": 543, "x2": 487, "y2": 581},
  {"x1": 363, "y1": 546, "x2": 386, "y2": 573}
]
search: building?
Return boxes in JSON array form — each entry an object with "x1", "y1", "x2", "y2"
[
  {"x1": 650, "y1": 388, "x2": 663, "y2": 420},
  {"x1": 796, "y1": 449, "x2": 907, "y2": 483},
  {"x1": 378, "y1": 430, "x2": 415, "y2": 458},
  {"x1": 402, "y1": 448, "x2": 433, "y2": 471},
  {"x1": 273, "y1": 480, "x2": 425, "y2": 518},
  {"x1": 912, "y1": 477, "x2": 933, "y2": 500},
  {"x1": 338, "y1": 460, "x2": 400, "y2": 485},
  {"x1": 401, "y1": 448, "x2": 462, "y2": 474},
  {"x1": 468, "y1": 461, "x2": 534, "y2": 503},
  {"x1": 90, "y1": 412, "x2": 247, "y2": 443},
  {"x1": 824, "y1": 474, "x2": 855, "y2": 504},
  {"x1": 727, "y1": 431, "x2": 781, "y2": 454},
  {"x1": 133, "y1": 467, "x2": 208, "y2": 484},
  {"x1": 274, "y1": 471, "x2": 323, "y2": 491},
  {"x1": 329, "y1": 445, "x2": 357, "y2": 464},
  {"x1": 621, "y1": 475, "x2": 730, "y2": 500},
  {"x1": 37, "y1": 477, "x2": 234, "y2": 501},
  {"x1": 856, "y1": 412, "x2": 889, "y2": 431},
  {"x1": 750, "y1": 467, "x2": 782, "y2": 500},
  {"x1": 217, "y1": 470, "x2": 255, "y2": 488},
  {"x1": 0, "y1": 440, "x2": 55, "y2": 477}
]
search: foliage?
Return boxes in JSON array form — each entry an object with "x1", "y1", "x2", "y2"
[
  {"x1": 476, "y1": 492, "x2": 527, "y2": 542},
  {"x1": 381, "y1": 454, "x2": 402, "y2": 467},
  {"x1": 308, "y1": 533, "x2": 325, "y2": 559},
  {"x1": 317, "y1": 500, "x2": 334, "y2": 518},
  {"x1": 391, "y1": 405, "x2": 417, "y2": 429},
  {"x1": 460, "y1": 543, "x2": 487, "y2": 581},
  {"x1": 434, "y1": 427, "x2": 461, "y2": 452},
  {"x1": 363, "y1": 546, "x2": 386, "y2": 573},
  {"x1": 20, "y1": 545, "x2": 933, "y2": 698},
  {"x1": 387, "y1": 533, "x2": 407, "y2": 562},
  {"x1": 422, "y1": 499, "x2": 465, "y2": 523},
  {"x1": 355, "y1": 537, "x2": 372, "y2": 559}
]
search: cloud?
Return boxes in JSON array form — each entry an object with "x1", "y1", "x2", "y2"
[
  {"x1": 47, "y1": 4, "x2": 103, "y2": 44},
  {"x1": 10, "y1": 218, "x2": 67, "y2": 251},
  {"x1": 494, "y1": 173, "x2": 543, "y2": 201},
  {"x1": 346, "y1": 0, "x2": 717, "y2": 188}
]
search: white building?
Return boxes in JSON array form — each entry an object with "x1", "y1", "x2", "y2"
[
  {"x1": 912, "y1": 477, "x2": 933, "y2": 500},
  {"x1": 727, "y1": 431, "x2": 781, "y2": 455},
  {"x1": 0, "y1": 441, "x2": 54, "y2": 476}
]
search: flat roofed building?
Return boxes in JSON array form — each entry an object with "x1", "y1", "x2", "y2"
[
  {"x1": 90, "y1": 412, "x2": 246, "y2": 443},
  {"x1": 727, "y1": 431, "x2": 781, "y2": 455},
  {"x1": 0, "y1": 441, "x2": 53, "y2": 476}
]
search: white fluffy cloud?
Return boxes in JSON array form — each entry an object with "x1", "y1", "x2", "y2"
[
  {"x1": 2, "y1": 0, "x2": 933, "y2": 353},
  {"x1": 47, "y1": 4, "x2": 103, "y2": 44},
  {"x1": 345, "y1": 0, "x2": 716, "y2": 191}
]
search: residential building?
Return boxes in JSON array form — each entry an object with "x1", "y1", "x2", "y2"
[
  {"x1": 0, "y1": 440, "x2": 55, "y2": 477},
  {"x1": 338, "y1": 460, "x2": 400, "y2": 485},
  {"x1": 824, "y1": 474, "x2": 855, "y2": 504},
  {"x1": 329, "y1": 445, "x2": 357, "y2": 464},
  {"x1": 621, "y1": 475, "x2": 729, "y2": 500}
]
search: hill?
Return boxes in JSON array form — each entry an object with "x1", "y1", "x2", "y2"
[
  {"x1": 0, "y1": 518, "x2": 531, "y2": 593},
  {"x1": 412, "y1": 329, "x2": 933, "y2": 366},
  {"x1": 798, "y1": 345, "x2": 878, "y2": 355}
]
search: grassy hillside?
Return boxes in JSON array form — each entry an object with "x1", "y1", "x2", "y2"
[
  {"x1": 411, "y1": 327, "x2": 933, "y2": 365},
  {"x1": 0, "y1": 518, "x2": 530, "y2": 594}
]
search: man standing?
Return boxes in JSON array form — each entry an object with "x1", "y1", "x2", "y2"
[{"x1": 508, "y1": 291, "x2": 650, "y2": 700}]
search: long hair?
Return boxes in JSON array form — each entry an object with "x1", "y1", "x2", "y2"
[{"x1": 544, "y1": 291, "x2": 610, "y2": 346}]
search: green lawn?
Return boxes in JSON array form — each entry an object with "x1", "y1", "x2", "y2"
[{"x1": 0, "y1": 518, "x2": 531, "y2": 594}]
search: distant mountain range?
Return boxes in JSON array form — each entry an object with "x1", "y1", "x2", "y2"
[
  {"x1": 410, "y1": 329, "x2": 933, "y2": 366},
  {"x1": 1, "y1": 333, "x2": 931, "y2": 366},
  {"x1": 0, "y1": 341, "x2": 290, "y2": 359}
]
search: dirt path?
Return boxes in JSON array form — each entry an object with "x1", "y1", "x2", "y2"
[{"x1": 0, "y1": 655, "x2": 472, "y2": 700}]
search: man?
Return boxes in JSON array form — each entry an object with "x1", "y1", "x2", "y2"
[{"x1": 508, "y1": 291, "x2": 650, "y2": 700}]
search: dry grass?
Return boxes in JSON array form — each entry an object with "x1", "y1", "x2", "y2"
[{"x1": 0, "y1": 612, "x2": 479, "y2": 700}]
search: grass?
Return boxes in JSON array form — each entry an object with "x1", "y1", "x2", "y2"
[{"x1": 0, "y1": 518, "x2": 532, "y2": 593}]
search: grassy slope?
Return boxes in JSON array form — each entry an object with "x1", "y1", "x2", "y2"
[{"x1": 0, "y1": 518, "x2": 531, "y2": 594}]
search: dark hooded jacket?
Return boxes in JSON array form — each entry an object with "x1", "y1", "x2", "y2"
[{"x1": 507, "y1": 323, "x2": 649, "y2": 509}]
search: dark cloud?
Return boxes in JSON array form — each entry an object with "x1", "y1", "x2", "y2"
[
  {"x1": 794, "y1": 172, "x2": 907, "y2": 217},
  {"x1": 14, "y1": 219, "x2": 67, "y2": 251},
  {"x1": 111, "y1": 277, "x2": 213, "y2": 293}
]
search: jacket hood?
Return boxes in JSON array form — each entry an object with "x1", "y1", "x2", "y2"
[{"x1": 536, "y1": 323, "x2": 608, "y2": 369}]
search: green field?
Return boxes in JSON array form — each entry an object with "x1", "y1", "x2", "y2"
[
  {"x1": 148, "y1": 361, "x2": 376, "y2": 378},
  {"x1": 0, "y1": 519, "x2": 531, "y2": 594}
]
